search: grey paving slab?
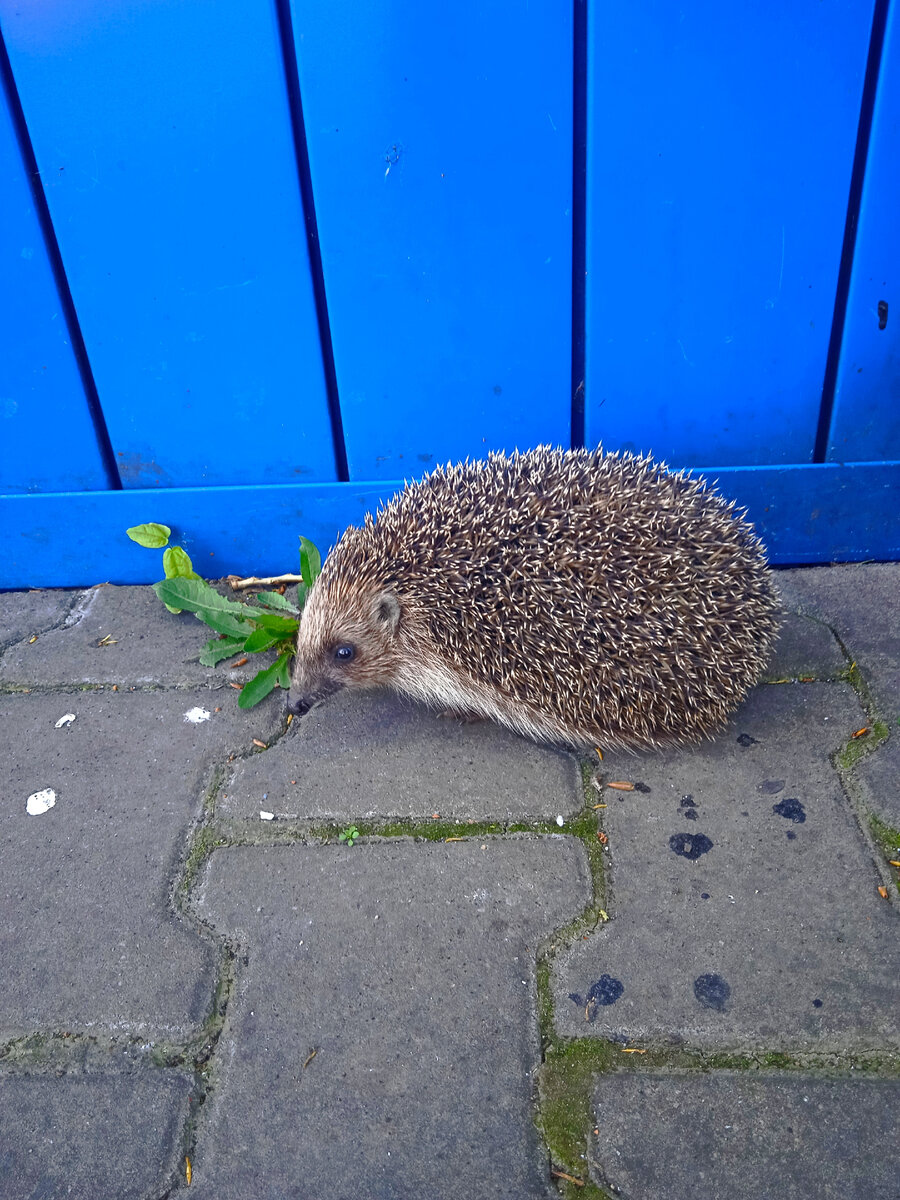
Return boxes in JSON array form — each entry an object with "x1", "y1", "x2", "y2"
[
  {"x1": 554, "y1": 683, "x2": 900, "y2": 1048},
  {"x1": 776, "y1": 563, "x2": 900, "y2": 720},
  {"x1": 766, "y1": 610, "x2": 846, "y2": 680},
  {"x1": 589, "y1": 1073, "x2": 900, "y2": 1200},
  {"x1": 222, "y1": 686, "x2": 582, "y2": 822},
  {"x1": 191, "y1": 839, "x2": 591, "y2": 1200},
  {"x1": 0, "y1": 1070, "x2": 191, "y2": 1200},
  {"x1": 854, "y1": 734, "x2": 900, "y2": 829},
  {"x1": 0, "y1": 588, "x2": 78, "y2": 654},
  {"x1": 0, "y1": 582, "x2": 268, "y2": 689},
  {"x1": 0, "y1": 689, "x2": 278, "y2": 1039}
]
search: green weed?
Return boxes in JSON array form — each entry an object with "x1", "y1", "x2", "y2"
[{"x1": 126, "y1": 524, "x2": 322, "y2": 708}]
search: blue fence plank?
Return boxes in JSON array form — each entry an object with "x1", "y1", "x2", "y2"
[
  {"x1": 0, "y1": 0, "x2": 336, "y2": 489},
  {"x1": 287, "y1": 0, "x2": 573, "y2": 480},
  {"x1": 706, "y1": 461, "x2": 900, "y2": 564},
  {"x1": 3, "y1": 462, "x2": 898, "y2": 590},
  {"x1": 828, "y1": 0, "x2": 900, "y2": 462},
  {"x1": 1, "y1": 482, "x2": 395, "y2": 590},
  {"x1": 584, "y1": 0, "x2": 874, "y2": 467},
  {"x1": 0, "y1": 68, "x2": 109, "y2": 494}
]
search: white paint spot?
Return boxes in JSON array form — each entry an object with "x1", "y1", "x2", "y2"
[
  {"x1": 259, "y1": 811, "x2": 275, "y2": 821},
  {"x1": 55, "y1": 713, "x2": 76, "y2": 728},
  {"x1": 27, "y1": 788, "x2": 56, "y2": 816},
  {"x1": 183, "y1": 707, "x2": 211, "y2": 724},
  {"x1": 556, "y1": 814, "x2": 565, "y2": 827}
]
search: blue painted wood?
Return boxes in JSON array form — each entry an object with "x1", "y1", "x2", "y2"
[
  {"x1": 828, "y1": 0, "x2": 900, "y2": 461},
  {"x1": 287, "y1": 0, "x2": 573, "y2": 480},
  {"x1": 584, "y1": 0, "x2": 875, "y2": 467},
  {"x1": 1, "y1": 482, "x2": 395, "y2": 589},
  {"x1": 0, "y1": 69, "x2": 109, "y2": 494},
  {"x1": 3, "y1": 463, "x2": 898, "y2": 590},
  {"x1": 0, "y1": 0, "x2": 336, "y2": 488},
  {"x1": 704, "y1": 461, "x2": 900, "y2": 563}
]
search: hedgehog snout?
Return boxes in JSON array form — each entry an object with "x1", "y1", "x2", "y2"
[
  {"x1": 286, "y1": 671, "x2": 347, "y2": 718},
  {"x1": 286, "y1": 693, "x2": 312, "y2": 717}
]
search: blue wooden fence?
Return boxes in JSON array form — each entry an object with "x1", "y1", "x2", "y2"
[{"x1": 1, "y1": 0, "x2": 898, "y2": 589}]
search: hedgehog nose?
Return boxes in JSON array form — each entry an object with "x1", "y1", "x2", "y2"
[{"x1": 286, "y1": 694, "x2": 311, "y2": 717}]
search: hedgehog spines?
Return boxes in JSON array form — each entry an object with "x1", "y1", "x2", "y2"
[{"x1": 289, "y1": 446, "x2": 781, "y2": 750}]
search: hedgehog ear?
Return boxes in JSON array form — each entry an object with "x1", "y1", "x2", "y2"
[{"x1": 372, "y1": 591, "x2": 401, "y2": 636}]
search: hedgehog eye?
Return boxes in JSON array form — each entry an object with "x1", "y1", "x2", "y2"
[{"x1": 333, "y1": 644, "x2": 356, "y2": 664}]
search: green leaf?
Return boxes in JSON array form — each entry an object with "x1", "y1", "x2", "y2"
[
  {"x1": 242, "y1": 627, "x2": 281, "y2": 654},
  {"x1": 299, "y1": 536, "x2": 322, "y2": 589},
  {"x1": 237, "y1": 657, "x2": 285, "y2": 709},
  {"x1": 276, "y1": 655, "x2": 292, "y2": 690},
  {"x1": 253, "y1": 590, "x2": 299, "y2": 615},
  {"x1": 196, "y1": 610, "x2": 249, "y2": 637},
  {"x1": 153, "y1": 577, "x2": 252, "y2": 638},
  {"x1": 199, "y1": 635, "x2": 246, "y2": 667},
  {"x1": 251, "y1": 610, "x2": 299, "y2": 636},
  {"x1": 163, "y1": 545, "x2": 199, "y2": 579},
  {"x1": 296, "y1": 582, "x2": 308, "y2": 611},
  {"x1": 154, "y1": 576, "x2": 248, "y2": 615},
  {"x1": 127, "y1": 523, "x2": 171, "y2": 549}
]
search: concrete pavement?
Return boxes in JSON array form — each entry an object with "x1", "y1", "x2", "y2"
[{"x1": 0, "y1": 564, "x2": 898, "y2": 1199}]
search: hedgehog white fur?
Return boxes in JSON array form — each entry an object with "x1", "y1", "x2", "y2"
[{"x1": 287, "y1": 447, "x2": 780, "y2": 750}]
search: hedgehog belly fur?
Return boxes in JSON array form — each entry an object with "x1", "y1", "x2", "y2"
[
  {"x1": 288, "y1": 446, "x2": 782, "y2": 750},
  {"x1": 391, "y1": 654, "x2": 578, "y2": 746}
]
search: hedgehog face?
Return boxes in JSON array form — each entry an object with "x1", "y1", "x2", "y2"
[{"x1": 286, "y1": 584, "x2": 403, "y2": 717}]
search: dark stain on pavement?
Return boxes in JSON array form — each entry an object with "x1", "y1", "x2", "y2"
[
  {"x1": 680, "y1": 794, "x2": 699, "y2": 822},
  {"x1": 773, "y1": 797, "x2": 806, "y2": 823},
  {"x1": 669, "y1": 832, "x2": 713, "y2": 860},
  {"x1": 569, "y1": 974, "x2": 624, "y2": 1021},
  {"x1": 694, "y1": 973, "x2": 731, "y2": 1012}
]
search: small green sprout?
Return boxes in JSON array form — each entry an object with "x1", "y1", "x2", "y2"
[
  {"x1": 126, "y1": 524, "x2": 322, "y2": 709},
  {"x1": 338, "y1": 825, "x2": 360, "y2": 847}
]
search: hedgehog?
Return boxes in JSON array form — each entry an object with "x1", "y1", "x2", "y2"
[{"x1": 286, "y1": 446, "x2": 780, "y2": 751}]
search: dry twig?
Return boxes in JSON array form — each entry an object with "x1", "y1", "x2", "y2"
[
  {"x1": 550, "y1": 1168, "x2": 584, "y2": 1186},
  {"x1": 226, "y1": 574, "x2": 303, "y2": 591}
]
